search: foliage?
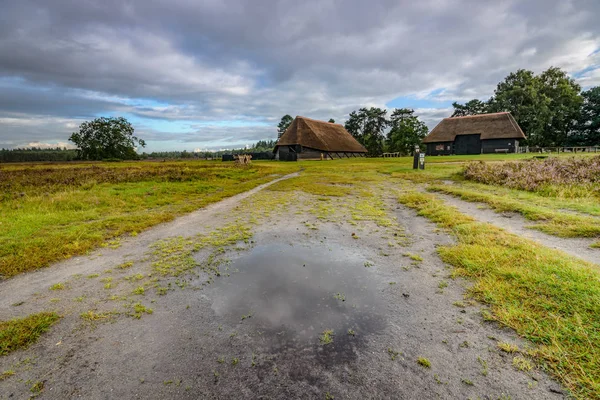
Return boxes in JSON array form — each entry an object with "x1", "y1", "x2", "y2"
[
  {"x1": 345, "y1": 107, "x2": 388, "y2": 156},
  {"x1": 574, "y1": 86, "x2": 600, "y2": 145},
  {"x1": 386, "y1": 108, "x2": 428, "y2": 155},
  {"x1": 0, "y1": 147, "x2": 77, "y2": 163},
  {"x1": 328, "y1": 118, "x2": 335, "y2": 123},
  {"x1": 0, "y1": 312, "x2": 61, "y2": 355},
  {"x1": 277, "y1": 115, "x2": 293, "y2": 139},
  {"x1": 398, "y1": 191, "x2": 600, "y2": 399},
  {"x1": 451, "y1": 67, "x2": 587, "y2": 147},
  {"x1": 142, "y1": 139, "x2": 278, "y2": 159},
  {"x1": 488, "y1": 67, "x2": 582, "y2": 146},
  {"x1": 537, "y1": 67, "x2": 583, "y2": 146},
  {"x1": 69, "y1": 117, "x2": 146, "y2": 160},
  {"x1": 451, "y1": 99, "x2": 489, "y2": 117}
]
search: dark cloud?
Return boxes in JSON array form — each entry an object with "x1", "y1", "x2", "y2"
[{"x1": 0, "y1": 0, "x2": 599, "y2": 150}]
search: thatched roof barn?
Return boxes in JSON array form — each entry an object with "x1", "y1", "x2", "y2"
[
  {"x1": 423, "y1": 112, "x2": 526, "y2": 155},
  {"x1": 274, "y1": 116, "x2": 367, "y2": 160}
]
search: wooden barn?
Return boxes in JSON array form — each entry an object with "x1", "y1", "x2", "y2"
[
  {"x1": 423, "y1": 112, "x2": 526, "y2": 155},
  {"x1": 274, "y1": 116, "x2": 367, "y2": 161}
]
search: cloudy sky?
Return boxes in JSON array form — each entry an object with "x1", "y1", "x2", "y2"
[{"x1": 1, "y1": 0, "x2": 599, "y2": 152}]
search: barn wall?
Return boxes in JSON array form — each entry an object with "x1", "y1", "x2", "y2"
[
  {"x1": 426, "y1": 142, "x2": 453, "y2": 156},
  {"x1": 481, "y1": 139, "x2": 518, "y2": 154},
  {"x1": 276, "y1": 146, "x2": 298, "y2": 161},
  {"x1": 298, "y1": 147, "x2": 327, "y2": 160}
]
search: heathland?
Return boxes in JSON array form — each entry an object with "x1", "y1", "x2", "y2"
[{"x1": 0, "y1": 154, "x2": 599, "y2": 398}]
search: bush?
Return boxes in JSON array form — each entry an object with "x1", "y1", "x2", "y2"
[{"x1": 463, "y1": 156, "x2": 600, "y2": 196}]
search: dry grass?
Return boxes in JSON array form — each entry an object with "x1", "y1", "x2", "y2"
[{"x1": 463, "y1": 156, "x2": 600, "y2": 195}]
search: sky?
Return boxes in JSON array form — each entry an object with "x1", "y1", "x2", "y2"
[{"x1": 0, "y1": 0, "x2": 599, "y2": 152}]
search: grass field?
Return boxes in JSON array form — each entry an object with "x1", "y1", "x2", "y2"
[
  {"x1": 2, "y1": 154, "x2": 598, "y2": 278},
  {"x1": 1, "y1": 154, "x2": 599, "y2": 398},
  {"x1": 0, "y1": 160, "x2": 299, "y2": 278}
]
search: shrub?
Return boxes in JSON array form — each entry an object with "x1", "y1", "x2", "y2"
[{"x1": 463, "y1": 156, "x2": 600, "y2": 197}]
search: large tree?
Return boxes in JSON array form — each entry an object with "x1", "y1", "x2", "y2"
[
  {"x1": 386, "y1": 108, "x2": 428, "y2": 155},
  {"x1": 488, "y1": 67, "x2": 582, "y2": 147},
  {"x1": 345, "y1": 107, "x2": 388, "y2": 156},
  {"x1": 488, "y1": 69, "x2": 548, "y2": 146},
  {"x1": 277, "y1": 115, "x2": 293, "y2": 139},
  {"x1": 538, "y1": 67, "x2": 582, "y2": 146},
  {"x1": 574, "y1": 86, "x2": 600, "y2": 145},
  {"x1": 69, "y1": 117, "x2": 145, "y2": 160},
  {"x1": 451, "y1": 99, "x2": 489, "y2": 117}
]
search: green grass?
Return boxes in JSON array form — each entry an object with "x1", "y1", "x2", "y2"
[
  {"x1": 0, "y1": 312, "x2": 61, "y2": 355},
  {"x1": 417, "y1": 357, "x2": 431, "y2": 368},
  {"x1": 398, "y1": 191, "x2": 600, "y2": 399},
  {"x1": 0, "y1": 160, "x2": 299, "y2": 278},
  {"x1": 80, "y1": 310, "x2": 116, "y2": 322},
  {"x1": 319, "y1": 329, "x2": 334, "y2": 345},
  {"x1": 0, "y1": 155, "x2": 566, "y2": 279},
  {"x1": 430, "y1": 183, "x2": 600, "y2": 239}
]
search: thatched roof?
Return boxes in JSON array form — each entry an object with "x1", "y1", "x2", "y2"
[
  {"x1": 275, "y1": 116, "x2": 367, "y2": 153},
  {"x1": 423, "y1": 112, "x2": 526, "y2": 143}
]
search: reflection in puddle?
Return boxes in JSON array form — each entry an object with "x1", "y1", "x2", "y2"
[{"x1": 208, "y1": 243, "x2": 386, "y2": 365}]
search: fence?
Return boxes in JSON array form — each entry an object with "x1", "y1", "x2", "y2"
[{"x1": 517, "y1": 146, "x2": 600, "y2": 154}]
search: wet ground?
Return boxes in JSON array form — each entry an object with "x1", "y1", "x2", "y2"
[
  {"x1": 207, "y1": 243, "x2": 386, "y2": 357},
  {"x1": 0, "y1": 175, "x2": 568, "y2": 399}
]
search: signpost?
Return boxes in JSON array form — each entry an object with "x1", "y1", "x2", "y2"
[
  {"x1": 413, "y1": 145, "x2": 425, "y2": 170},
  {"x1": 413, "y1": 146, "x2": 420, "y2": 170}
]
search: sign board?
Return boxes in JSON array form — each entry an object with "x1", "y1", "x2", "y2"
[{"x1": 418, "y1": 153, "x2": 425, "y2": 170}]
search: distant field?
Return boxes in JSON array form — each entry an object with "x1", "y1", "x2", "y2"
[{"x1": 0, "y1": 160, "x2": 299, "y2": 278}]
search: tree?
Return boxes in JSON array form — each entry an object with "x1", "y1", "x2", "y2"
[
  {"x1": 538, "y1": 67, "x2": 583, "y2": 146},
  {"x1": 344, "y1": 107, "x2": 388, "y2": 156},
  {"x1": 277, "y1": 115, "x2": 293, "y2": 139},
  {"x1": 488, "y1": 69, "x2": 547, "y2": 145},
  {"x1": 386, "y1": 108, "x2": 429, "y2": 155},
  {"x1": 574, "y1": 86, "x2": 600, "y2": 145},
  {"x1": 328, "y1": 118, "x2": 335, "y2": 123},
  {"x1": 451, "y1": 99, "x2": 488, "y2": 117},
  {"x1": 488, "y1": 67, "x2": 582, "y2": 147},
  {"x1": 69, "y1": 117, "x2": 145, "y2": 160}
]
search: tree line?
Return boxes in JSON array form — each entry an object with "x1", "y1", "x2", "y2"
[
  {"x1": 0, "y1": 147, "x2": 78, "y2": 163},
  {"x1": 140, "y1": 140, "x2": 278, "y2": 159},
  {"x1": 451, "y1": 67, "x2": 599, "y2": 147}
]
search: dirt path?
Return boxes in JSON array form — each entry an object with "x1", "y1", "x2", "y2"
[
  {"x1": 0, "y1": 176, "x2": 566, "y2": 399},
  {"x1": 434, "y1": 191, "x2": 599, "y2": 266},
  {"x1": 0, "y1": 172, "x2": 300, "y2": 311}
]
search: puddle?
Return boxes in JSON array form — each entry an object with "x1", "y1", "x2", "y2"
[{"x1": 207, "y1": 243, "x2": 386, "y2": 365}]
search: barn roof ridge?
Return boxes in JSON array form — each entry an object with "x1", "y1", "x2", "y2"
[{"x1": 445, "y1": 111, "x2": 510, "y2": 120}]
